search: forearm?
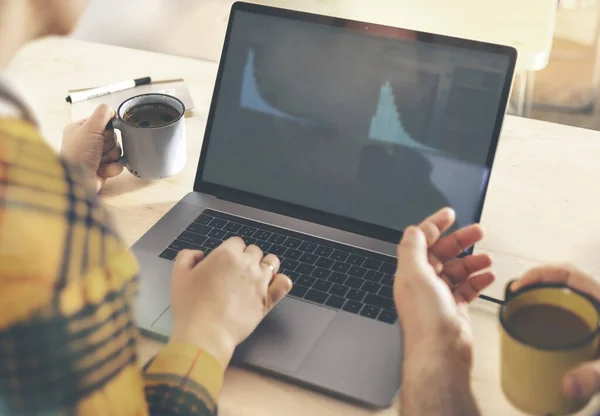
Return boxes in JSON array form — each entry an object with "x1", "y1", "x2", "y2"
[{"x1": 400, "y1": 347, "x2": 480, "y2": 416}]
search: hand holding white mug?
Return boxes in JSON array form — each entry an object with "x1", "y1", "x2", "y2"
[{"x1": 60, "y1": 104, "x2": 123, "y2": 191}]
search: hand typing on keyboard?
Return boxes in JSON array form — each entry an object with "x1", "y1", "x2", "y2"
[
  {"x1": 168, "y1": 237, "x2": 292, "y2": 368},
  {"x1": 394, "y1": 208, "x2": 495, "y2": 416}
]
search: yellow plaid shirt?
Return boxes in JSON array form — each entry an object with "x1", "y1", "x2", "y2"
[{"x1": 0, "y1": 118, "x2": 223, "y2": 415}]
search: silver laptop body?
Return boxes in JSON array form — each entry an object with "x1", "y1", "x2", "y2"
[{"x1": 133, "y1": 2, "x2": 516, "y2": 408}]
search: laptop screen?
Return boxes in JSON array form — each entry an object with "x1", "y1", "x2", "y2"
[{"x1": 198, "y1": 5, "x2": 515, "y2": 235}]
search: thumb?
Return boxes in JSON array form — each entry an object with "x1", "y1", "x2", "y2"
[
  {"x1": 563, "y1": 360, "x2": 600, "y2": 399},
  {"x1": 267, "y1": 274, "x2": 292, "y2": 310},
  {"x1": 396, "y1": 226, "x2": 429, "y2": 269},
  {"x1": 84, "y1": 104, "x2": 115, "y2": 133}
]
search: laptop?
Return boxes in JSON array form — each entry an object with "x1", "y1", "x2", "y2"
[{"x1": 133, "y1": 2, "x2": 516, "y2": 408}]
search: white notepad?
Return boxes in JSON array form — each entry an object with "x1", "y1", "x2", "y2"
[{"x1": 68, "y1": 79, "x2": 195, "y2": 121}]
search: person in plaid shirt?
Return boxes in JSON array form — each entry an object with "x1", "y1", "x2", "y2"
[
  {"x1": 0, "y1": 1, "x2": 293, "y2": 415},
  {"x1": 8, "y1": 2, "x2": 599, "y2": 416}
]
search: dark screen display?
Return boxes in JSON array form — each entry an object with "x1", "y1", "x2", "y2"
[{"x1": 201, "y1": 10, "x2": 511, "y2": 231}]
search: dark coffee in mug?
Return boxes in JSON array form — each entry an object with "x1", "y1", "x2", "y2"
[
  {"x1": 123, "y1": 103, "x2": 180, "y2": 128},
  {"x1": 506, "y1": 304, "x2": 592, "y2": 348}
]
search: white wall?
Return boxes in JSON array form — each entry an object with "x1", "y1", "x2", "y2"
[
  {"x1": 72, "y1": 0, "x2": 232, "y2": 61},
  {"x1": 73, "y1": 0, "x2": 564, "y2": 66},
  {"x1": 72, "y1": 0, "x2": 342, "y2": 62}
]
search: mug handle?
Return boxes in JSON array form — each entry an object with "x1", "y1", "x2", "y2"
[
  {"x1": 504, "y1": 279, "x2": 519, "y2": 302},
  {"x1": 105, "y1": 119, "x2": 128, "y2": 167}
]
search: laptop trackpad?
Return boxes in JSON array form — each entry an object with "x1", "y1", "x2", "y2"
[{"x1": 234, "y1": 297, "x2": 336, "y2": 374}]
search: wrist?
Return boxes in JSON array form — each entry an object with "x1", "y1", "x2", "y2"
[
  {"x1": 403, "y1": 320, "x2": 473, "y2": 368},
  {"x1": 401, "y1": 348, "x2": 478, "y2": 416},
  {"x1": 170, "y1": 322, "x2": 237, "y2": 370}
]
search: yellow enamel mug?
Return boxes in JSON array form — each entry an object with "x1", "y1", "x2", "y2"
[{"x1": 500, "y1": 281, "x2": 600, "y2": 415}]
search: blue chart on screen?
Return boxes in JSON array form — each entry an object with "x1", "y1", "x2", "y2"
[
  {"x1": 241, "y1": 49, "x2": 308, "y2": 123},
  {"x1": 369, "y1": 82, "x2": 437, "y2": 153}
]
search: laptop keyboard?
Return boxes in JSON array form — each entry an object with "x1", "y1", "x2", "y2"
[{"x1": 159, "y1": 209, "x2": 398, "y2": 324}]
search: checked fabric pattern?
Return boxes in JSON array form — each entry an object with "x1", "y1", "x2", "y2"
[{"x1": 0, "y1": 118, "x2": 223, "y2": 415}]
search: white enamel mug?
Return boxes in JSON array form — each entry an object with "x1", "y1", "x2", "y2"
[{"x1": 109, "y1": 93, "x2": 186, "y2": 179}]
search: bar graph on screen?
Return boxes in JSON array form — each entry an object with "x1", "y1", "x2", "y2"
[
  {"x1": 240, "y1": 49, "x2": 309, "y2": 123},
  {"x1": 369, "y1": 81, "x2": 437, "y2": 153}
]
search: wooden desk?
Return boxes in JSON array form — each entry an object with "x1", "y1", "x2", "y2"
[{"x1": 5, "y1": 37, "x2": 600, "y2": 415}]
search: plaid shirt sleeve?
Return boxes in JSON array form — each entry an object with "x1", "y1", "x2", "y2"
[{"x1": 0, "y1": 118, "x2": 224, "y2": 415}]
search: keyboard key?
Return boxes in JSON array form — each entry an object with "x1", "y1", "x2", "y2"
[
  {"x1": 208, "y1": 228, "x2": 227, "y2": 239},
  {"x1": 268, "y1": 245, "x2": 287, "y2": 256},
  {"x1": 187, "y1": 223, "x2": 211, "y2": 235},
  {"x1": 304, "y1": 289, "x2": 328, "y2": 304},
  {"x1": 379, "y1": 262, "x2": 396, "y2": 274},
  {"x1": 283, "y1": 249, "x2": 302, "y2": 260},
  {"x1": 168, "y1": 239, "x2": 202, "y2": 251},
  {"x1": 363, "y1": 258, "x2": 382, "y2": 270},
  {"x1": 378, "y1": 310, "x2": 398, "y2": 324},
  {"x1": 159, "y1": 248, "x2": 178, "y2": 260},
  {"x1": 194, "y1": 214, "x2": 213, "y2": 225},
  {"x1": 255, "y1": 240, "x2": 272, "y2": 252},
  {"x1": 326, "y1": 295, "x2": 345, "y2": 309},
  {"x1": 360, "y1": 305, "x2": 381, "y2": 319},
  {"x1": 347, "y1": 254, "x2": 365, "y2": 266},
  {"x1": 347, "y1": 289, "x2": 366, "y2": 302},
  {"x1": 313, "y1": 280, "x2": 332, "y2": 292},
  {"x1": 328, "y1": 272, "x2": 347, "y2": 284},
  {"x1": 298, "y1": 275, "x2": 316, "y2": 287},
  {"x1": 312, "y1": 268, "x2": 331, "y2": 279},
  {"x1": 329, "y1": 284, "x2": 348, "y2": 297},
  {"x1": 381, "y1": 274, "x2": 394, "y2": 286},
  {"x1": 379, "y1": 285, "x2": 394, "y2": 299},
  {"x1": 283, "y1": 238, "x2": 301, "y2": 249},
  {"x1": 315, "y1": 246, "x2": 334, "y2": 257},
  {"x1": 315, "y1": 257, "x2": 334, "y2": 269},
  {"x1": 224, "y1": 232, "x2": 241, "y2": 241},
  {"x1": 330, "y1": 250, "x2": 349, "y2": 261},
  {"x1": 332, "y1": 262, "x2": 351, "y2": 273},
  {"x1": 342, "y1": 300, "x2": 362, "y2": 314},
  {"x1": 204, "y1": 238, "x2": 222, "y2": 249},
  {"x1": 178, "y1": 231, "x2": 207, "y2": 246},
  {"x1": 348, "y1": 266, "x2": 367, "y2": 278},
  {"x1": 289, "y1": 285, "x2": 309, "y2": 298},
  {"x1": 244, "y1": 237, "x2": 257, "y2": 246},
  {"x1": 345, "y1": 277, "x2": 363, "y2": 289},
  {"x1": 364, "y1": 294, "x2": 394, "y2": 310},
  {"x1": 268, "y1": 234, "x2": 287, "y2": 245},
  {"x1": 286, "y1": 271, "x2": 300, "y2": 282},
  {"x1": 365, "y1": 270, "x2": 383, "y2": 282},
  {"x1": 223, "y1": 222, "x2": 242, "y2": 232},
  {"x1": 240, "y1": 226, "x2": 257, "y2": 236},
  {"x1": 299, "y1": 242, "x2": 318, "y2": 253},
  {"x1": 296, "y1": 264, "x2": 315, "y2": 275},
  {"x1": 203, "y1": 248, "x2": 213, "y2": 256},
  {"x1": 209, "y1": 218, "x2": 227, "y2": 228},
  {"x1": 253, "y1": 230, "x2": 271, "y2": 240},
  {"x1": 299, "y1": 253, "x2": 318, "y2": 264},
  {"x1": 362, "y1": 281, "x2": 381, "y2": 293},
  {"x1": 281, "y1": 259, "x2": 299, "y2": 270}
]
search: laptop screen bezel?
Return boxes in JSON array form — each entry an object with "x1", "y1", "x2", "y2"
[{"x1": 193, "y1": 1, "x2": 517, "y2": 244}]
